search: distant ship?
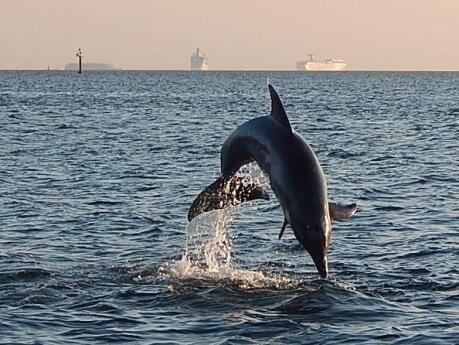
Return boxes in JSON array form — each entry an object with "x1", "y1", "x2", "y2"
[
  {"x1": 64, "y1": 63, "x2": 119, "y2": 71},
  {"x1": 296, "y1": 54, "x2": 346, "y2": 71},
  {"x1": 190, "y1": 48, "x2": 208, "y2": 71}
]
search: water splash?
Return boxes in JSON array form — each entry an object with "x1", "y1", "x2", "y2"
[
  {"x1": 159, "y1": 166, "x2": 299, "y2": 289},
  {"x1": 184, "y1": 207, "x2": 234, "y2": 274}
]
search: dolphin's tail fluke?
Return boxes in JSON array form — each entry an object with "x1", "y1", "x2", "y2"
[{"x1": 187, "y1": 175, "x2": 270, "y2": 222}]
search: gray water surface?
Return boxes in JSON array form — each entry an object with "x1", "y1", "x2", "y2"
[{"x1": 0, "y1": 71, "x2": 458, "y2": 344}]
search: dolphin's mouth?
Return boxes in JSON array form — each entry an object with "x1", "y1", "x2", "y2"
[
  {"x1": 312, "y1": 255, "x2": 328, "y2": 279},
  {"x1": 317, "y1": 264, "x2": 328, "y2": 279},
  {"x1": 293, "y1": 227, "x2": 329, "y2": 279},
  {"x1": 299, "y1": 236, "x2": 329, "y2": 279}
]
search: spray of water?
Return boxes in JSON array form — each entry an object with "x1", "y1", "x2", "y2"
[{"x1": 159, "y1": 165, "x2": 300, "y2": 289}]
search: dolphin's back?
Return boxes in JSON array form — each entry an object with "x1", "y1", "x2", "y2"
[
  {"x1": 221, "y1": 116, "x2": 328, "y2": 226},
  {"x1": 221, "y1": 116, "x2": 289, "y2": 176}
]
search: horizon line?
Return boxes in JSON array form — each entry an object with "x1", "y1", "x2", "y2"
[{"x1": 1, "y1": 68, "x2": 459, "y2": 72}]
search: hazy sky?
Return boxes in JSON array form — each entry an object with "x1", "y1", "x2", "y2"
[{"x1": 1, "y1": 0, "x2": 458, "y2": 70}]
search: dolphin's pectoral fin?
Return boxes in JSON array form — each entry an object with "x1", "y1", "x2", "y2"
[
  {"x1": 329, "y1": 202, "x2": 358, "y2": 221},
  {"x1": 268, "y1": 84, "x2": 292, "y2": 133},
  {"x1": 278, "y1": 218, "x2": 288, "y2": 240},
  {"x1": 187, "y1": 175, "x2": 270, "y2": 222}
]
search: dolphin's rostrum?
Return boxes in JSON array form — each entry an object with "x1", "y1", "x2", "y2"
[{"x1": 188, "y1": 85, "x2": 357, "y2": 278}]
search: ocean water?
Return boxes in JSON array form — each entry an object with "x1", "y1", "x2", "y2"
[{"x1": 0, "y1": 71, "x2": 458, "y2": 344}]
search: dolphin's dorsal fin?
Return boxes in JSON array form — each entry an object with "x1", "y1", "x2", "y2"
[{"x1": 268, "y1": 84, "x2": 292, "y2": 133}]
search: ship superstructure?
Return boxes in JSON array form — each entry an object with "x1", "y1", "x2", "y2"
[
  {"x1": 296, "y1": 54, "x2": 346, "y2": 71},
  {"x1": 190, "y1": 48, "x2": 208, "y2": 71}
]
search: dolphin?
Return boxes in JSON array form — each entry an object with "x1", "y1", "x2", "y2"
[{"x1": 188, "y1": 85, "x2": 357, "y2": 278}]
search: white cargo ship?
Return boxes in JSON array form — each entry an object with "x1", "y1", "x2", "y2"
[
  {"x1": 296, "y1": 54, "x2": 346, "y2": 71},
  {"x1": 190, "y1": 48, "x2": 208, "y2": 71}
]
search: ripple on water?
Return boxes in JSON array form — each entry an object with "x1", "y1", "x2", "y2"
[{"x1": 0, "y1": 71, "x2": 458, "y2": 344}]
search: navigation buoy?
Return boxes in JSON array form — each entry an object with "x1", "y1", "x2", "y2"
[{"x1": 76, "y1": 48, "x2": 83, "y2": 74}]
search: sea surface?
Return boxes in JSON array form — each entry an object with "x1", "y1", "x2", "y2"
[{"x1": 0, "y1": 71, "x2": 458, "y2": 344}]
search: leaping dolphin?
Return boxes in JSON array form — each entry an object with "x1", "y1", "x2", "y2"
[{"x1": 188, "y1": 85, "x2": 357, "y2": 278}]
